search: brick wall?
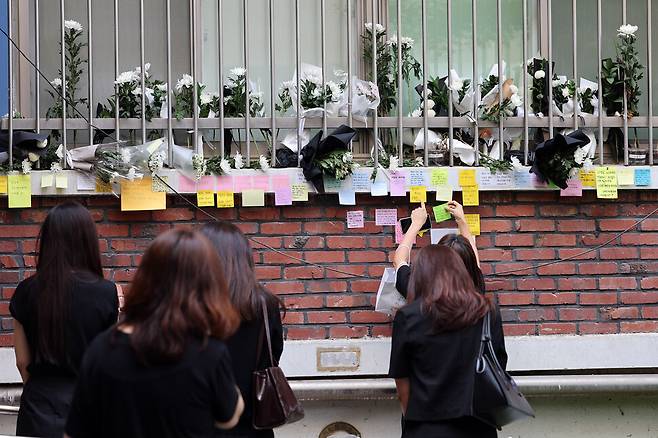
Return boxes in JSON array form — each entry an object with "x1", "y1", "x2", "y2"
[{"x1": 1, "y1": 190, "x2": 658, "y2": 345}]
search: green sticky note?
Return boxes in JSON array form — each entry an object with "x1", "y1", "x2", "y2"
[
  {"x1": 433, "y1": 203, "x2": 452, "y2": 222},
  {"x1": 242, "y1": 189, "x2": 265, "y2": 207},
  {"x1": 430, "y1": 168, "x2": 449, "y2": 187}
]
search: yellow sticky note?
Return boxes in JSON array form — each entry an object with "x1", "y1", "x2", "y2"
[
  {"x1": 41, "y1": 174, "x2": 54, "y2": 188},
  {"x1": 197, "y1": 190, "x2": 215, "y2": 207},
  {"x1": 435, "y1": 185, "x2": 453, "y2": 202},
  {"x1": 458, "y1": 169, "x2": 477, "y2": 187},
  {"x1": 291, "y1": 184, "x2": 309, "y2": 202},
  {"x1": 617, "y1": 168, "x2": 634, "y2": 186},
  {"x1": 120, "y1": 178, "x2": 166, "y2": 211},
  {"x1": 579, "y1": 170, "x2": 596, "y2": 187},
  {"x1": 242, "y1": 189, "x2": 265, "y2": 207},
  {"x1": 96, "y1": 180, "x2": 113, "y2": 193},
  {"x1": 410, "y1": 186, "x2": 427, "y2": 203},
  {"x1": 596, "y1": 167, "x2": 618, "y2": 199},
  {"x1": 217, "y1": 191, "x2": 235, "y2": 208},
  {"x1": 8, "y1": 174, "x2": 32, "y2": 209},
  {"x1": 56, "y1": 174, "x2": 68, "y2": 189},
  {"x1": 465, "y1": 213, "x2": 481, "y2": 236},
  {"x1": 462, "y1": 185, "x2": 480, "y2": 206},
  {"x1": 430, "y1": 168, "x2": 449, "y2": 187},
  {"x1": 0, "y1": 175, "x2": 7, "y2": 194}
]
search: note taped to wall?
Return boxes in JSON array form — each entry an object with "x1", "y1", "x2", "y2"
[
  {"x1": 430, "y1": 168, "x2": 449, "y2": 187},
  {"x1": 120, "y1": 178, "x2": 166, "y2": 211},
  {"x1": 464, "y1": 214, "x2": 481, "y2": 236},
  {"x1": 435, "y1": 185, "x2": 453, "y2": 202},
  {"x1": 579, "y1": 170, "x2": 596, "y2": 187},
  {"x1": 216, "y1": 191, "x2": 234, "y2": 208},
  {"x1": 458, "y1": 169, "x2": 476, "y2": 187},
  {"x1": 8, "y1": 174, "x2": 32, "y2": 208},
  {"x1": 595, "y1": 167, "x2": 618, "y2": 199},
  {"x1": 292, "y1": 183, "x2": 309, "y2": 202},
  {"x1": 409, "y1": 186, "x2": 427, "y2": 203},
  {"x1": 461, "y1": 185, "x2": 479, "y2": 206},
  {"x1": 197, "y1": 190, "x2": 215, "y2": 207},
  {"x1": 0, "y1": 176, "x2": 7, "y2": 194},
  {"x1": 242, "y1": 189, "x2": 265, "y2": 207}
]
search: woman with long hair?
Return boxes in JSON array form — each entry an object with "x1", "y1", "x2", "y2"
[
  {"x1": 200, "y1": 222, "x2": 284, "y2": 438},
  {"x1": 10, "y1": 201, "x2": 120, "y2": 437},
  {"x1": 65, "y1": 229, "x2": 244, "y2": 438},
  {"x1": 389, "y1": 245, "x2": 504, "y2": 437}
]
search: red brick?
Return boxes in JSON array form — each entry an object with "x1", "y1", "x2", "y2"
[
  {"x1": 304, "y1": 222, "x2": 345, "y2": 234},
  {"x1": 601, "y1": 307, "x2": 639, "y2": 320},
  {"x1": 621, "y1": 233, "x2": 658, "y2": 246},
  {"x1": 557, "y1": 220, "x2": 596, "y2": 232},
  {"x1": 581, "y1": 233, "x2": 618, "y2": 246},
  {"x1": 580, "y1": 205, "x2": 619, "y2": 217},
  {"x1": 557, "y1": 248, "x2": 597, "y2": 260},
  {"x1": 599, "y1": 219, "x2": 638, "y2": 231},
  {"x1": 484, "y1": 279, "x2": 514, "y2": 292},
  {"x1": 518, "y1": 308, "x2": 556, "y2": 322},
  {"x1": 640, "y1": 219, "x2": 658, "y2": 231},
  {"x1": 96, "y1": 224, "x2": 131, "y2": 237},
  {"x1": 578, "y1": 262, "x2": 618, "y2": 275},
  {"x1": 497, "y1": 293, "x2": 534, "y2": 305},
  {"x1": 307, "y1": 311, "x2": 347, "y2": 324},
  {"x1": 329, "y1": 326, "x2": 369, "y2": 338},
  {"x1": 621, "y1": 321, "x2": 658, "y2": 333},
  {"x1": 305, "y1": 251, "x2": 345, "y2": 264},
  {"x1": 641, "y1": 307, "x2": 658, "y2": 318},
  {"x1": 479, "y1": 249, "x2": 513, "y2": 262},
  {"x1": 235, "y1": 222, "x2": 258, "y2": 235},
  {"x1": 306, "y1": 281, "x2": 348, "y2": 293},
  {"x1": 255, "y1": 266, "x2": 281, "y2": 280},
  {"x1": 558, "y1": 308, "x2": 597, "y2": 321},
  {"x1": 579, "y1": 322, "x2": 618, "y2": 334},
  {"x1": 0, "y1": 241, "x2": 18, "y2": 253},
  {"x1": 255, "y1": 237, "x2": 284, "y2": 249},
  {"x1": 621, "y1": 292, "x2": 658, "y2": 304},
  {"x1": 107, "y1": 210, "x2": 153, "y2": 222},
  {"x1": 283, "y1": 296, "x2": 324, "y2": 309},
  {"x1": 537, "y1": 293, "x2": 577, "y2": 305},
  {"x1": 152, "y1": 209, "x2": 194, "y2": 221},
  {"x1": 0, "y1": 225, "x2": 41, "y2": 238},
  {"x1": 537, "y1": 234, "x2": 576, "y2": 247},
  {"x1": 599, "y1": 277, "x2": 638, "y2": 290},
  {"x1": 481, "y1": 220, "x2": 513, "y2": 233},
  {"x1": 347, "y1": 251, "x2": 387, "y2": 263},
  {"x1": 326, "y1": 236, "x2": 366, "y2": 249},
  {"x1": 371, "y1": 326, "x2": 393, "y2": 337},
  {"x1": 494, "y1": 263, "x2": 535, "y2": 276},
  {"x1": 515, "y1": 249, "x2": 556, "y2": 260},
  {"x1": 262, "y1": 281, "x2": 305, "y2": 295},
  {"x1": 495, "y1": 235, "x2": 535, "y2": 247},
  {"x1": 261, "y1": 222, "x2": 302, "y2": 235},
  {"x1": 109, "y1": 239, "x2": 152, "y2": 252},
  {"x1": 282, "y1": 312, "x2": 305, "y2": 324},
  {"x1": 539, "y1": 205, "x2": 578, "y2": 217},
  {"x1": 325, "y1": 265, "x2": 368, "y2": 279},
  {"x1": 0, "y1": 256, "x2": 20, "y2": 269},
  {"x1": 497, "y1": 205, "x2": 535, "y2": 217},
  {"x1": 0, "y1": 333, "x2": 14, "y2": 347},
  {"x1": 537, "y1": 263, "x2": 576, "y2": 276},
  {"x1": 326, "y1": 295, "x2": 370, "y2": 308},
  {"x1": 262, "y1": 251, "x2": 303, "y2": 265},
  {"x1": 283, "y1": 266, "x2": 323, "y2": 280},
  {"x1": 641, "y1": 278, "x2": 658, "y2": 290},
  {"x1": 516, "y1": 219, "x2": 555, "y2": 232},
  {"x1": 580, "y1": 293, "x2": 618, "y2": 305},
  {"x1": 238, "y1": 207, "x2": 280, "y2": 221},
  {"x1": 350, "y1": 311, "x2": 391, "y2": 323},
  {"x1": 367, "y1": 236, "x2": 396, "y2": 249},
  {"x1": 600, "y1": 247, "x2": 639, "y2": 260},
  {"x1": 282, "y1": 207, "x2": 326, "y2": 219},
  {"x1": 516, "y1": 278, "x2": 556, "y2": 291},
  {"x1": 504, "y1": 324, "x2": 536, "y2": 336},
  {"x1": 286, "y1": 327, "x2": 326, "y2": 340},
  {"x1": 19, "y1": 210, "x2": 48, "y2": 223},
  {"x1": 539, "y1": 323, "x2": 577, "y2": 335},
  {"x1": 558, "y1": 278, "x2": 597, "y2": 291}
]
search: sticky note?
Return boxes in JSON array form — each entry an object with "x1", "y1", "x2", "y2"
[
  {"x1": 152, "y1": 175, "x2": 170, "y2": 193},
  {"x1": 233, "y1": 175, "x2": 253, "y2": 193},
  {"x1": 323, "y1": 175, "x2": 343, "y2": 193},
  {"x1": 371, "y1": 172, "x2": 388, "y2": 196},
  {"x1": 462, "y1": 185, "x2": 479, "y2": 206},
  {"x1": 120, "y1": 178, "x2": 166, "y2": 211},
  {"x1": 216, "y1": 175, "x2": 234, "y2": 192},
  {"x1": 292, "y1": 183, "x2": 309, "y2": 202},
  {"x1": 464, "y1": 213, "x2": 481, "y2": 236},
  {"x1": 458, "y1": 169, "x2": 476, "y2": 187},
  {"x1": 410, "y1": 186, "x2": 427, "y2": 203},
  {"x1": 197, "y1": 190, "x2": 215, "y2": 207},
  {"x1": 479, "y1": 169, "x2": 513, "y2": 188},
  {"x1": 252, "y1": 175, "x2": 270, "y2": 191},
  {"x1": 390, "y1": 172, "x2": 407, "y2": 197},
  {"x1": 375, "y1": 209, "x2": 397, "y2": 226},
  {"x1": 617, "y1": 168, "x2": 634, "y2": 186},
  {"x1": 197, "y1": 176, "x2": 215, "y2": 191},
  {"x1": 433, "y1": 203, "x2": 452, "y2": 222},
  {"x1": 352, "y1": 170, "x2": 372, "y2": 192},
  {"x1": 96, "y1": 180, "x2": 113, "y2": 193},
  {"x1": 513, "y1": 171, "x2": 534, "y2": 188},
  {"x1": 242, "y1": 189, "x2": 265, "y2": 207},
  {"x1": 338, "y1": 188, "x2": 356, "y2": 205},
  {"x1": 274, "y1": 185, "x2": 293, "y2": 206},
  {"x1": 77, "y1": 173, "x2": 96, "y2": 191},
  {"x1": 635, "y1": 168, "x2": 651, "y2": 186},
  {"x1": 595, "y1": 167, "x2": 618, "y2": 199},
  {"x1": 216, "y1": 191, "x2": 234, "y2": 208},
  {"x1": 409, "y1": 169, "x2": 426, "y2": 187},
  {"x1": 8, "y1": 174, "x2": 32, "y2": 208},
  {"x1": 0, "y1": 175, "x2": 7, "y2": 194},
  {"x1": 41, "y1": 174, "x2": 54, "y2": 188},
  {"x1": 435, "y1": 185, "x2": 453, "y2": 202},
  {"x1": 56, "y1": 174, "x2": 68, "y2": 189},
  {"x1": 178, "y1": 175, "x2": 197, "y2": 192},
  {"x1": 430, "y1": 168, "x2": 449, "y2": 187},
  {"x1": 347, "y1": 211, "x2": 364, "y2": 229},
  {"x1": 579, "y1": 170, "x2": 596, "y2": 187},
  {"x1": 560, "y1": 178, "x2": 583, "y2": 197}
]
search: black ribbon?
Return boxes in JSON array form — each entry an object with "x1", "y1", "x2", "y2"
[
  {"x1": 530, "y1": 129, "x2": 590, "y2": 189},
  {"x1": 0, "y1": 130, "x2": 50, "y2": 162}
]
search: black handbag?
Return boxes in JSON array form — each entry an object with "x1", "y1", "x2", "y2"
[
  {"x1": 473, "y1": 312, "x2": 535, "y2": 429},
  {"x1": 252, "y1": 297, "x2": 304, "y2": 429}
]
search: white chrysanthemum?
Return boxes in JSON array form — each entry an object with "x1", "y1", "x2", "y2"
[
  {"x1": 127, "y1": 167, "x2": 137, "y2": 181},
  {"x1": 334, "y1": 69, "x2": 347, "y2": 79},
  {"x1": 422, "y1": 88, "x2": 432, "y2": 98},
  {"x1": 148, "y1": 152, "x2": 165, "y2": 174},
  {"x1": 414, "y1": 157, "x2": 424, "y2": 167},
  {"x1": 230, "y1": 67, "x2": 247, "y2": 77},
  {"x1": 64, "y1": 20, "x2": 83, "y2": 31},
  {"x1": 28, "y1": 152, "x2": 39, "y2": 163},
  {"x1": 411, "y1": 108, "x2": 422, "y2": 118},
  {"x1": 50, "y1": 162, "x2": 62, "y2": 173},
  {"x1": 425, "y1": 99, "x2": 435, "y2": 109},
  {"x1": 427, "y1": 109, "x2": 436, "y2": 117},
  {"x1": 364, "y1": 23, "x2": 385, "y2": 34},
  {"x1": 281, "y1": 80, "x2": 295, "y2": 91},
  {"x1": 251, "y1": 91, "x2": 264, "y2": 100},
  {"x1": 156, "y1": 83, "x2": 168, "y2": 92},
  {"x1": 534, "y1": 70, "x2": 545, "y2": 80},
  {"x1": 220, "y1": 158, "x2": 231, "y2": 174},
  {"x1": 120, "y1": 148, "x2": 132, "y2": 164},
  {"x1": 233, "y1": 153, "x2": 244, "y2": 170},
  {"x1": 562, "y1": 87, "x2": 571, "y2": 98},
  {"x1": 510, "y1": 93, "x2": 523, "y2": 108},
  {"x1": 582, "y1": 158, "x2": 594, "y2": 172},
  {"x1": 590, "y1": 96, "x2": 599, "y2": 108},
  {"x1": 327, "y1": 81, "x2": 341, "y2": 99},
  {"x1": 132, "y1": 87, "x2": 155, "y2": 104},
  {"x1": 259, "y1": 155, "x2": 270, "y2": 171},
  {"x1": 573, "y1": 146, "x2": 588, "y2": 165},
  {"x1": 450, "y1": 79, "x2": 464, "y2": 91},
  {"x1": 617, "y1": 24, "x2": 638, "y2": 38},
  {"x1": 510, "y1": 156, "x2": 524, "y2": 170},
  {"x1": 614, "y1": 111, "x2": 621, "y2": 117},
  {"x1": 21, "y1": 159, "x2": 32, "y2": 174},
  {"x1": 569, "y1": 166, "x2": 580, "y2": 179},
  {"x1": 176, "y1": 74, "x2": 194, "y2": 92},
  {"x1": 192, "y1": 153, "x2": 206, "y2": 180},
  {"x1": 311, "y1": 88, "x2": 322, "y2": 99},
  {"x1": 200, "y1": 92, "x2": 213, "y2": 105},
  {"x1": 342, "y1": 152, "x2": 353, "y2": 164},
  {"x1": 115, "y1": 70, "x2": 139, "y2": 85},
  {"x1": 134, "y1": 63, "x2": 151, "y2": 78},
  {"x1": 50, "y1": 78, "x2": 62, "y2": 88},
  {"x1": 552, "y1": 79, "x2": 561, "y2": 87},
  {"x1": 389, "y1": 156, "x2": 399, "y2": 171},
  {"x1": 509, "y1": 84, "x2": 519, "y2": 95}
]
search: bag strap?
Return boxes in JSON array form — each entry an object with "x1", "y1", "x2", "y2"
[
  {"x1": 478, "y1": 311, "x2": 506, "y2": 373},
  {"x1": 260, "y1": 296, "x2": 276, "y2": 367}
]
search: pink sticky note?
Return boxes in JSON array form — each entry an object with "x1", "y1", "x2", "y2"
[
  {"x1": 274, "y1": 186, "x2": 293, "y2": 206},
  {"x1": 216, "y1": 175, "x2": 234, "y2": 191},
  {"x1": 390, "y1": 172, "x2": 407, "y2": 197},
  {"x1": 270, "y1": 175, "x2": 291, "y2": 191},
  {"x1": 347, "y1": 211, "x2": 365, "y2": 229},
  {"x1": 375, "y1": 209, "x2": 398, "y2": 226},
  {"x1": 233, "y1": 175, "x2": 253, "y2": 193},
  {"x1": 560, "y1": 178, "x2": 583, "y2": 197},
  {"x1": 252, "y1": 175, "x2": 270, "y2": 191},
  {"x1": 197, "y1": 176, "x2": 215, "y2": 191},
  {"x1": 178, "y1": 175, "x2": 197, "y2": 192}
]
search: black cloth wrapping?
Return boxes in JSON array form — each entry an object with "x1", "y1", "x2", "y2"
[
  {"x1": 415, "y1": 76, "x2": 449, "y2": 117},
  {"x1": 0, "y1": 131, "x2": 50, "y2": 161},
  {"x1": 530, "y1": 129, "x2": 590, "y2": 189},
  {"x1": 298, "y1": 125, "x2": 357, "y2": 193}
]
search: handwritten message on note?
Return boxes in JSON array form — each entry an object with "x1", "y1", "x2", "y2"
[
  {"x1": 595, "y1": 167, "x2": 618, "y2": 199},
  {"x1": 464, "y1": 214, "x2": 481, "y2": 236},
  {"x1": 479, "y1": 169, "x2": 513, "y2": 188},
  {"x1": 409, "y1": 169, "x2": 427, "y2": 187},
  {"x1": 433, "y1": 203, "x2": 452, "y2": 222},
  {"x1": 323, "y1": 175, "x2": 343, "y2": 193},
  {"x1": 635, "y1": 168, "x2": 651, "y2": 186},
  {"x1": 8, "y1": 174, "x2": 32, "y2": 208},
  {"x1": 461, "y1": 185, "x2": 479, "y2": 206},
  {"x1": 41, "y1": 174, "x2": 54, "y2": 188},
  {"x1": 352, "y1": 170, "x2": 372, "y2": 192},
  {"x1": 375, "y1": 209, "x2": 398, "y2": 226},
  {"x1": 579, "y1": 170, "x2": 596, "y2": 187},
  {"x1": 430, "y1": 168, "x2": 449, "y2": 187},
  {"x1": 458, "y1": 169, "x2": 476, "y2": 187},
  {"x1": 389, "y1": 172, "x2": 407, "y2": 197},
  {"x1": 292, "y1": 183, "x2": 309, "y2": 202},
  {"x1": 197, "y1": 190, "x2": 215, "y2": 207},
  {"x1": 56, "y1": 174, "x2": 68, "y2": 189},
  {"x1": 409, "y1": 186, "x2": 427, "y2": 203},
  {"x1": 347, "y1": 211, "x2": 365, "y2": 229},
  {"x1": 560, "y1": 178, "x2": 583, "y2": 197},
  {"x1": 216, "y1": 191, "x2": 235, "y2": 208},
  {"x1": 120, "y1": 178, "x2": 166, "y2": 211}
]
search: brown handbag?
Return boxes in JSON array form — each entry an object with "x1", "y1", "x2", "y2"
[{"x1": 252, "y1": 297, "x2": 304, "y2": 430}]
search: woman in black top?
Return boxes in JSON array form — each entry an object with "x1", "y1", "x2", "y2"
[
  {"x1": 10, "y1": 201, "x2": 119, "y2": 438},
  {"x1": 389, "y1": 245, "x2": 505, "y2": 438},
  {"x1": 66, "y1": 229, "x2": 244, "y2": 438},
  {"x1": 200, "y1": 222, "x2": 284, "y2": 438}
]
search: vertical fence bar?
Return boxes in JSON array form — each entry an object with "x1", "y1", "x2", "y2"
[
  {"x1": 7, "y1": 0, "x2": 12, "y2": 166},
  {"x1": 522, "y1": 0, "x2": 529, "y2": 164},
  {"x1": 139, "y1": 0, "x2": 146, "y2": 144},
  {"x1": 597, "y1": 0, "x2": 603, "y2": 164},
  {"x1": 547, "y1": 0, "x2": 553, "y2": 137},
  {"x1": 218, "y1": 0, "x2": 225, "y2": 158},
  {"x1": 295, "y1": 0, "x2": 301, "y2": 165},
  {"x1": 166, "y1": 0, "x2": 173, "y2": 163},
  {"x1": 87, "y1": 0, "x2": 93, "y2": 145},
  {"x1": 447, "y1": 0, "x2": 454, "y2": 166},
  {"x1": 622, "y1": 0, "x2": 628, "y2": 165},
  {"x1": 371, "y1": 0, "x2": 379, "y2": 167},
  {"x1": 421, "y1": 0, "x2": 428, "y2": 165},
  {"x1": 648, "y1": 0, "x2": 653, "y2": 165},
  {"x1": 320, "y1": 0, "x2": 327, "y2": 135},
  {"x1": 60, "y1": 0, "x2": 67, "y2": 161},
  {"x1": 35, "y1": 0, "x2": 40, "y2": 134},
  {"x1": 243, "y1": 0, "x2": 250, "y2": 162},
  {"x1": 191, "y1": 0, "x2": 199, "y2": 154},
  {"x1": 572, "y1": 0, "x2": 578, "y2": 131},
  {"x1": 346, "y1": 0, "x2": 353, "y2": 153},
  {"x1": 114, "y1": 0, "x2": 120, "y2": 143},
  {"x1": 396, "y1": 0, "x2": 403, "y2": 161},
  {"x1": 269, "y1": 0, "x2": 275, "y2": 165},
  {"x1": 496, "y1": 0, "x2": 503, "y2": 160},
  {"x1": 472, "y1": 0, "x2": 478, "y2": 166}
]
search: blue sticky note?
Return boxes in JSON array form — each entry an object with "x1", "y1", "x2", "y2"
[{"x1": 635, "y1": 168, "x2": 651, "y2": 186}]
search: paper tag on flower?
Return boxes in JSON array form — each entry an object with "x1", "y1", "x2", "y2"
[
  {"x1": 462, "y1": 185, "x2": 479, "y2": 206},
  {"x1": 464, "y1": 214, "x2": 481, "y2": 236},
  {"x1": 216, "y1": 191, "x2": 234, "y2": 208},
  {"x1": 410, "y1": 186, "x2": 427, "y2": 203},
  {"x1": 433, "y1": 203, "x2": 452, "y2": 222},
  {"x1": 595, "y1": 167, "x2": 618, "y2": 199}
]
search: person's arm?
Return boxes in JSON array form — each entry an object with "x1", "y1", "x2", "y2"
[
  {"x1": 446, "y1": 200, "x2": 480, "y2": 267},
  {"x1": 393, "y1": 203, "x2": 428, "y2": 269},
  {"x1": 13, "y1": 321, "x2": 31, "y2": 383},
  {"x1": 215, "y1": 388, "x2": 244, "y2": 430},
  {"x1": 115, "y1": 283, "x2": 124, "y2": 312},
  {"x1": 395, "y1": 378, "x2": 410, "y2": 415}
]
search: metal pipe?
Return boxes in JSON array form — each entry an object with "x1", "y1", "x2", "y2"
[
  {"x1": 447, "y1": 0, "x2": 454, "y2": 166},
  {"x1": 572, "y1": 0, "x2": 578, "y2": 131},
  {"x1": 7, "y1": 0, "x2": 12, "y2": 165},
  {"x1": 35, "y1": 0, "x2": 39, "y2": 134},
  {"x1": 166, "y1": 0, "x2": 173, "y2": 164},
  {"x1": 472, "y1": 0, "x2": 479, "y2": 165},
  {"x1": 396, "y1": 0, "x2": 403, "y2": 161},
  {"x1": 139, "y1": 0, "x2": 146, "y2": 144},
  {"x1": 346, "y1": 0, "x2": 353, "y2": 153},
  {"x1": 114, "y1": 0, "x2": 120, "y2": 143},
  {"x1": 269, "y1": 0, "x2": 276, "y2": 165},
  {"x1": 649, "y1": 0, "x2": 654, "y2": 165},
  {"x1": 87, "y1": 0, "x2": 93, "y2": 145},
  {"x1": 191, "y1": 0, "x2": 199, "y2": 154},
  {"x1": 321, "y1": 0, "x2": 327, "y2": 135},
  {"x1": 295, "y1": 0, "x2": 301, "y2": 166},
  {"x1": 622, "y1": 0, "x2": 628, "y2": 165},
  {"x1": 421, "y1": 0, "x2": 428, "y2": 165},
  {"x1": 496, "y1": 0, "x2": 503, "y2": 160},
  {"x1": 522, "y1": 0, "x2": 529, "y2": 164},
  {"x1": 60, "y1": 0, "x2": 67, "y2": 162},
  {"x1": 597, "y1": 0, "x2": 603, "y2": 164},
  {"x1": 371, "y1": 0, "x2": 379, "y2": 168},
  {"x1": 218, "y1": 0, "x2": 225, "y2": 159},
  {"x1": 243, "y1": 0, "x2": 250, "y2": 162},
  {"x1": 547, "y1": 0, "x2": 553, "y2": 137}
]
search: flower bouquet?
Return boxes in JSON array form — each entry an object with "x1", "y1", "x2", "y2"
[{"x1": 530, "y1": 130, "x2": 592, "y2": 189}]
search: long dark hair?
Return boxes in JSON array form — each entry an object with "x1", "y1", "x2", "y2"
[
  {"x1": 35, "y1": 201, "x2": 103, "y2": 364},
  {"x1": 200, "y1": 222, "x2": 281, "y2": 321},
  {"x1": 122, "y1": 229, "x2": 239, "y2": 365},
  {"x1": 408, "y1": 245, "x2": 491, "y2": 332},
  {"x1": 438, "y1": 234, "x2": 486, "y2": 293}
]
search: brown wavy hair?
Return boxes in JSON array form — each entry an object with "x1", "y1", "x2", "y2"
[
  {"x1": 408, "y1": 245, "x2": 492, "y2": 332},
  {"x1": 438, "y1": 234, "x2": 486, "y2": 293},
  {"x1": 121, "y1": 229, "x2": 239, "y2": 365}
]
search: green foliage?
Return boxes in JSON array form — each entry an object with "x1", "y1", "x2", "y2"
[
  {"x1": 601, "y1": 31, "x2": 644, "y2": 117},
  {"x1": 478, "y1": 154, "x2": 513, "y2": 174},
  {"x1": 316, "y1": 150, "x2": 356, "y2": 180}
]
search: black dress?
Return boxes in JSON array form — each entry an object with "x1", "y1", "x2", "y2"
[
  {"x1": 9, "y1": 274, "x2": 119, "y2": 438},
  {"x1": 215, "y1": 297, "x2": 284, "y2": 438},
  {"x1": 66, "y1": 331, "x2": 240, "y2": 438}
]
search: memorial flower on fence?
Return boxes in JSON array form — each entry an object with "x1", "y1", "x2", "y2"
[
  {"x1": 479, "y1": 69, "x2": 523, "y2": 123},
  {"x1": 602, "y1": 24, "x2": 643, "y2": 118},
  {"x1": 275, "y1": 66, "x2": 346, "y2": 116}
]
